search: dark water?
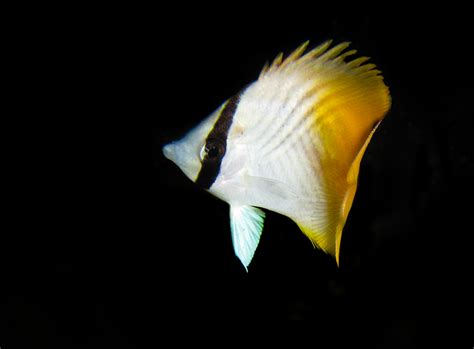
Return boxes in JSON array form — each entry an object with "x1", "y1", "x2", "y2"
[
  {"x1": 154, "y1": 15, "x2": 473, "y2": 346},
  {"x1": 3, "y1": 12, "x2": 473, "y2": 349},
  {"x1": 152, "y1": 16, "x2": 473, "y2": 346}
]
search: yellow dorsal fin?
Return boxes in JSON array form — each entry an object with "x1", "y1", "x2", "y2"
[
  {"x1": 283, "y1": 41, "x2": 391, "y2": 265},
  {"x1": 265, "y1": 52, "x2": 284, "y2": 75},
  {"x1": 278, "y1": 41, "x2": 309, "y2": 69},
  {"x1": 259, "y1": 40, "x2": 331, "y2": 79},
  {"x1": 264, "y1": 41, "x2": 348, "y2": 72},
  {"x1": 317, "y1": 42, "x2": 351, "y2": 62},
  {"x1": 301, "y1": 40, "x2": 333, "y2": 61}
]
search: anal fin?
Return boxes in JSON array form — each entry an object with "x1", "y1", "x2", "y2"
[{"x1": 295, "y1": 122, "x2": 383, "y2": 267}]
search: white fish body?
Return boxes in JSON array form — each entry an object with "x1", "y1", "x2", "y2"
[{"x1": 163, "y1": 41, "x2": 391, "y2": 269}]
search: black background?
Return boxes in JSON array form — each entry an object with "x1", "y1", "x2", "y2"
[
  {"x1": 154, "y1": 13, "x2": 473, "y2": 346},
  {"x1": 3, "y1": 8, "x2": 474, "y2": 349}
]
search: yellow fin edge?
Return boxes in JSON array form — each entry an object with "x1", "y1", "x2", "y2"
[{"x1": 297, "y1": 121, "x2": 384, "y2": 267}]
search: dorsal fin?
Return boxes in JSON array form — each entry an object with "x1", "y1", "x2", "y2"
[
  {"x1": 254, "y1": 41, "x2": 391, "y2": 265},
  {"x1": 295, "y1": 42, "x2": 390, "y2": 265}
]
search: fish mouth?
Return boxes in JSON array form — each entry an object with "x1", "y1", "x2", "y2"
[{"x1": 162, "y1": 143, "x2": 175, "y2": 162}]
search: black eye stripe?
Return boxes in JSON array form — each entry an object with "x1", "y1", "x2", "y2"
[{"x1": 196, "y1": 93, "x2": 241, "y2": 189}]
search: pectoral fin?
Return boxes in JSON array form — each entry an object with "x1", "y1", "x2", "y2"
[{"x1": 230, "y1": 205, "x2": 266, "y2": 270}]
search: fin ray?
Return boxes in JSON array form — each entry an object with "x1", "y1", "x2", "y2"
[{"x1": 230, "y1": 205, "x2": 266, "y2": 270}]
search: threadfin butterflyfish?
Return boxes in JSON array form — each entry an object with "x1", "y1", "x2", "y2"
[{"x1": 163, "y1": 40, "x2": 391, "y2": 270}]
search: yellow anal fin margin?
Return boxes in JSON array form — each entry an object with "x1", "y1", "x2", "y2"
[
  {"x1": 297, "y1": 121, "x2": 382, "y2": 266},
  {"x1": 259, "y1": 40, "x2": 391, "y2": 266}
]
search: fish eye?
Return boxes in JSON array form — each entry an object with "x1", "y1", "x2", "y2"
[
  {"x1": 200, "y1": 138, "x2": 225, "y2": 162},
  {"x1": 207, "y1": 144, "x2": 220, "y2": 158}
]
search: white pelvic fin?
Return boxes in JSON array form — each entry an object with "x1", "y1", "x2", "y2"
[{"x1": 230, "y1": 205, "x2": 266, "y2": 270}]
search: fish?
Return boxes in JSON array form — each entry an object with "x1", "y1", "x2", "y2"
[{"x1": 162, "y1": 40, "x2": 391, "y2": 270}]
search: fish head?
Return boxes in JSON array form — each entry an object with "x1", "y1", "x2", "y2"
[
  {"x1": 162, "y1": 106, "x2": 222, "y2": 183},
  {"x1": 162, "y1": 94, "x2": 251, "y2": 204}
]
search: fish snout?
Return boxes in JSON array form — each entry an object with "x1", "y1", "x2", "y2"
[
  {"x1": 162, "y1": 142, "x2": 183, "y2": 164},
  {"x1": 162, "y1": 143, "x2": 176, "y2": 162}
]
